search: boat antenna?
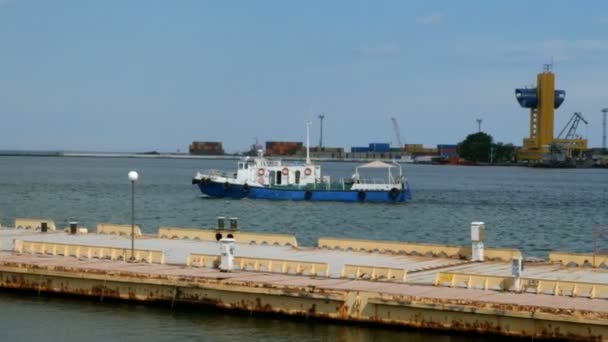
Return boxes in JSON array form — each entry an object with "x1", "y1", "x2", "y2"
[{"x1": 306, "y1": 121, "x2": 311, "y2": 164}]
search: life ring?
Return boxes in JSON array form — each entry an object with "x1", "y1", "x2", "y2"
[
  {"x1": 257, "y1": 177, "x2": 265, "y2": 185},
  {"x1": 304, "y1": 191, "x2": 312, "y2": 200},
  {"x1": 243, "y1": 183, "x2": 250, "y2": 193},
  {"x1": 389, "y1": 188, "x2": 399, "y2": 200},
  {"x1": 357, "y1": 191, "x2": 366, "y2": 201},
  {"x1": 257, "y1": 168, "x2": 265, "y2": 176},
  {"x1": 304, "y1": 167, "x2": 312, "y2": 176},
  {"x1": 282, "y1": 167, "x2": 289, "y2": 176}
]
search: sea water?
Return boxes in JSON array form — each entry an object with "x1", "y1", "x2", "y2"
[{"x1": 0, "y1": 156, "x2": 606, "y2": 341}]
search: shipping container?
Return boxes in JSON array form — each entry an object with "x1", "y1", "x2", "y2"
[
  {"x1": 351, "y1": 147, "x2": 369, "y2": 153},
  {"x1": 437, "y1": 144, "x2": 458, "y2": 157},
  {"x1": 437, "y1": 144, "x2": 457, "y2": 149},
  {"x1": 265, "y1": 141, "x2": 303, "y2": 156},
  {"x1": 369, "y1": 143, "x2": 390, "y2": 152},
  {"x1": 189, "y1": 141, "x2": 224, "y2": 155}
]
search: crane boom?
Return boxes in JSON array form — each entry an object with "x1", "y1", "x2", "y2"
[
  {"x1": 557, "y1": 112, "x2": 587, "y2": 140},
  {"x1": 391, "y1": 117, "x2": 403, "y2": 148}
]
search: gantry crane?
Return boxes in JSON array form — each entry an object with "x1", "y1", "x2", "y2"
[{"x1": 553, "y1": 112, "x2": 588, "y2": 159}]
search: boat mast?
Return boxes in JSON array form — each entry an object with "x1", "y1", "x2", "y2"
[{"x1": 306, "y1": 121, "x2": 311, "y2": 165}]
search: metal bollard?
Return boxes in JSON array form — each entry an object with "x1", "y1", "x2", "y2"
[
  {"x1": 69, "y1": 222, "x2": 78, "y2": 235},
  {"x1": 470, "y1": 221, "x2": 486, "y2": 261},
  {"x1": 41, "y1": 222, "x2": 48, "y2": 233},
  {"x1": 512, "y1": 257, "x2": 523, "y2": 292},
  {"x1": 217, "y1": 216, "x2": 225, "y2": 230},
  {"x1": 219, "y1": 238, "x2": 235, "y2": 272},
  {"x1": 230, "y1": 217, "x2": 238, "y2": 231}
]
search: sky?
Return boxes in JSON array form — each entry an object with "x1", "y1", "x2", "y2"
[{"x1": 1, "y1": 0, "x2": 607, "y2": 153}]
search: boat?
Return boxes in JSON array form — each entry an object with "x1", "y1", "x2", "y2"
[
  {"x1": 192, "y1": 124, "x2": 411, "y2": 203},
  {"x1": 192, "y1": 152, "x2": 411, "y2": 202}
]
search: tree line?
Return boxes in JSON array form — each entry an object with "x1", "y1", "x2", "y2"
[{"x1": 457, "y1": 132, "x2": 517, "y2": 164}]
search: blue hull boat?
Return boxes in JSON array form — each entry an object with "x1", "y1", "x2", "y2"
[
  {"x1": 193, "y1": 150, "x2": 412, "y2": 203},
  {"x1": 194, "y1": 178, "x2": 411, "y2": 203}
]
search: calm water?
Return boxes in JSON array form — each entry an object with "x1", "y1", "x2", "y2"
[{"x1": 0, "y1": 156, "x2": 607, "y2": 341}]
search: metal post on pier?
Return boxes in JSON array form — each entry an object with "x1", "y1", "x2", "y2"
[
  {"x1": 128, "y1": 170, "x2": 139, "y2": 262},
  {"x1": 512, "y1": 257, "x2": 523, "y2": 292},
  {"x1": 470, "y1": 221, "x2": 485, "y2": 261}
]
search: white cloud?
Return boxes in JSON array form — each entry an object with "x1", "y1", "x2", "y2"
[
  {"x1": 592, "y1": 15, "x2": 608, "y2": 24},
  {"x1": 415, "y1": 13, "x2": 444, "y2": 25}
]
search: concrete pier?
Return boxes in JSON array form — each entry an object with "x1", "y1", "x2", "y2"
[{"x1": 0, "y1": 221, "x2": 607, "y2": 340}]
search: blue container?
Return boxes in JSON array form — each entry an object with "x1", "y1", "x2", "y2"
[
  {"x1": 369, "y1": 143, "x2": 390, "y2": 152},
  {"x1": 351, "y1": 147, "x2": 369, "y2": 153},
  {"x1": 437, "y1": 144, "x2": 457, "y2": 150}
]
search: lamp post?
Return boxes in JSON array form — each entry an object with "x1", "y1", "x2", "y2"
[{"x1": 128, "y1": 170, "x2": 139, "y2": 261}]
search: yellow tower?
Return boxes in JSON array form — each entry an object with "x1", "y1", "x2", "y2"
[
  {"x1": 537, "y1": 72, "x2": 555, "y2": 148},
  {"x1": 515, "y1": 65, "x2": 566, "y2": 161}
]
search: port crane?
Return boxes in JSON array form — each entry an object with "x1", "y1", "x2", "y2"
[
  {"x1": 391, "y1": 117, "x2": 403, "y2": 150},
  {"x1": 552, "y1": 112, "x2": 588, "y2": 160}
]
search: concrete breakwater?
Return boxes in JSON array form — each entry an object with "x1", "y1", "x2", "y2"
[{"x1": 0, "y1": 219, "x2": 607, "y2": 340}]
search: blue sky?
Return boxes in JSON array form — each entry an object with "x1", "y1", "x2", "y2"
[{"x1": 1, "y1": 0, "x2": 607, "y2": 152}]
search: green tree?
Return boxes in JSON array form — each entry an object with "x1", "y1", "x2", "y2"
[
  {"x1": 458, "y1": 132, "x2": 493, "y2": 163},
  {"x1": 493, "y1": 142, "x2": 517, "y2": 163}
]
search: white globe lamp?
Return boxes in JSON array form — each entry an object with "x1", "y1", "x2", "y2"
[{"x1": 128, "y1": 171, "x2": 139, "y2": 182}]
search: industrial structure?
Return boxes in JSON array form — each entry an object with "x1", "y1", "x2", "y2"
[
  {"x1": 553, "y1": 112, "x2": 588, "y2": 160},
  {"x1": 515, "y1": 65, "x2": 587, "y2": 163}
]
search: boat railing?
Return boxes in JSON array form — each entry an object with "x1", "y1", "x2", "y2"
[
  {"x1": 203, "y1": 169, "x2": 235, "y2": 178},
  {"x1": 354, "y1": 178, "x2": 402, "y2": 185}
]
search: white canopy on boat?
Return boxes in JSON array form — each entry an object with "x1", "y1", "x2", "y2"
[{"x1": 358, "y1": 160, "x2": 395, "y2": 168}]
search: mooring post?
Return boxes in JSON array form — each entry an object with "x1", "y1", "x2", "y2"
[
  {"x1": 512, "y1": 257, "x2": 523, "y2": 292},
  {"x1": 470, "y1": 221, "x2": 485, "y2": 261}
]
